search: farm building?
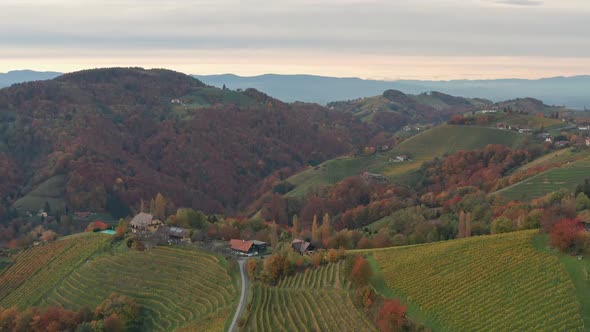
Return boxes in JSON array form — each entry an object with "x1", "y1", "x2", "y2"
[
  {"x1": 229, "y1": 239, "x2": 255, "y2": 256},
  {"x1": 360, "y1": 171, "x2": 387, "y2": 182},
  {"x1": 228, "y1": 239, "x2": 267, "y2": 256},
  {"x1": 154, "y1": 226, "x2": 190, "y2": 244},
  {"x1": 129, "y1": 212, "x2": 164, "y2": 234},
  {"x1": 291, "y1": 239, "x2": 315, "y2": 255},
  {"x1": 85, "y1": 221, "x2": 109, "y2": 232}
]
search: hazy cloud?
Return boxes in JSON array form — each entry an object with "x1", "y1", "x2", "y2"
[
  {"x1": 493, "y1": 0, "x2": 544, "y2": 6},
  {"x1": 0, "y1": 0, "x2": 588, "y2": 78}
]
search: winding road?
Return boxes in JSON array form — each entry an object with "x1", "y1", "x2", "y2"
[{"x1": 229, "y1": 259, "x2": 248, "y2": 332}]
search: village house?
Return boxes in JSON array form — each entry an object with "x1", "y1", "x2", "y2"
[
  {"x1": 578, "y1": 126, "x2": 589, "y2": 131},
  {"x1": 360, "y1": 171, "x2": 387, "y2": 182},
  {"x1": 74, "y1": 211, "x2": 93, "y2": 219},
  {"x1": 229, "y1": 239, "x2": 267, "y2": 256},
  {"x1": 496, "y1": 123, "x2": 505, "y2": 130},
  {"x1": 555, "y1": 140, "x2": 570, "y2": 148},
  {"x1": 129, "y1": 212, "x2": 164, "y2": 234},
  {"x1": 291, "y1": 239, "x2": 315, "y2": 255},
  {"x1": 154, "y1": 226, "x2": 191, "y2": 244},
  {"x1": 518, "y1": 128, "x2": 533, "y2": 134},
  {"x1": 586, "y1": 137, "x2": 590, "y2": 147}
]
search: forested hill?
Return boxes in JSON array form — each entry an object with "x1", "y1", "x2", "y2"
[{"x1": 0, "y1": 68, "x2": 374, "y2": 217}]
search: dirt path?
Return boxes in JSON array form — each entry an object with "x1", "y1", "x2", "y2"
[{"x1": 229, "y1": 259, "x2": 248, "y2": 332}]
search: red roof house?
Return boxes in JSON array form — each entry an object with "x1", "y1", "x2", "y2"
[
  {"x1": 229, "y1": 239, "x2": 255, "y2": 254},
  {"x1": 85, "y1": 220, "x2": 108, "y2": 232}
]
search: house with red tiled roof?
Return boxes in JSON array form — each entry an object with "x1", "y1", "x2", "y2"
[
  {"x1": 229, "y1": 239, "x2": 267, "y2": 256},
  {"x1": 85, "y1": 220, "x2": 109, "y2": 232}
]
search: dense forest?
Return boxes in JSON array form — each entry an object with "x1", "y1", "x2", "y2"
[{"x1": 0, "y1": 68, "x2": 375, "y2": 219}]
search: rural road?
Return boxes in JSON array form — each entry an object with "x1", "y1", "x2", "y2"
[{"x1": 229, "y1": 259, "x2": 248, "y2": 332}]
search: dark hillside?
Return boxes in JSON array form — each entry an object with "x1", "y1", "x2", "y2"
[{"x1": 0, "y1": 68, "x2": 373, "y2": 217}]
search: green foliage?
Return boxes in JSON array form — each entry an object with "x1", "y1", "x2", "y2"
[{"x1": 491, "y1": 217, "x2": 514, "y2": 234}]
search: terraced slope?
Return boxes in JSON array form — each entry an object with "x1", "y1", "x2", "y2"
[
  {"x1": 0, "y1": 233, "x2": 109, "y2": 308},
  {"x1": 245, "y1": 261, "x2": 376, "y2": 331},
  {"x1": 286, "y1": 125, "x2": 523, "y2": 196},
  {"x1": 496, "y1": 155, "x2": 590, "y2": 201},
  {"x1": 42, "y1": 246, "x2": 239, "y2": 332},
  {"x1": 370, "y1": 230, "x2": 584, "y2": 332}
]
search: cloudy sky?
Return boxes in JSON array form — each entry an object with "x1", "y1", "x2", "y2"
[{"x1": 1, "y1": 0, "x2": 589, "y2": 79}]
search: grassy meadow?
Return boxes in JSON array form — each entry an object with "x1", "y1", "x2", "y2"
[{"x1": 286, "y1": 125, "x2": 523, "y2": 196}]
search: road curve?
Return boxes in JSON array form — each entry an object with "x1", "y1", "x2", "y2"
[{"x1": 229, "y1": 259, "x2": 248, "y2": 332}]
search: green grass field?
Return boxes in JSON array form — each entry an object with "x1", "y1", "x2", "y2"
[
  {"x1": 0, "y1": 233, "x2": 239, "y2": 332},
  {"x1": 245, "y1": 261, "x2": 376, "y2": 331},
  {"x1": 286, "y1": 125, "x2": 523, "y2": 196},
  {"x1": 368, "y1": 230, "x2": 584, "y2": 331},
  {"x1": 495, "y1": 155, "x2": 590, "y2": 201},
  {"x1": 13, "y1": 175, "x2": 67, "y2": 213}
]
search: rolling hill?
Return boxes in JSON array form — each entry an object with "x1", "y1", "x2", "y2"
[
  {"x1": 195, "y1": 73, "x2": 590, "y2": 109},
  {"x1": 285, "y1": 125, "x2": 524, "y2": 197},
  {"x1": 495, "y1": 154, "x2": 590, "y2": 201},
  {"x1": 244, "y1": 260, "x2": 376, "y2": 331},
  {"x1": 0, "y1": 67, "x2": 373, "y2": 217},
  {"x1": 367, "y1": 230, "x2": 585, "y2": 331},
  {"x1": 0, "y1": 233, "x2": 240, "y2": 331}
]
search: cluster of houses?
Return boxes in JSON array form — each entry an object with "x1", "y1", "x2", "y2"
[
  {"x1": 128, "y1": 212, "x2": 190, "y2": 246},
  {"x1": 495, "y1": 123, "x2": 534, "y2": 134},
  {"x1": 227, "y1": 237, "x2": 315, "y2": 257}
]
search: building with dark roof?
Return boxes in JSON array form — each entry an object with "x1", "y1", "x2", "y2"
[{"x1": 291, "y1": 239, "x2": 315, "y2": 255}]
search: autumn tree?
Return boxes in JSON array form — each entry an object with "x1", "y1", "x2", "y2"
[
  {"x1": 376, "y1": 299, "x2": 407, "y2": 332},
  {"x1": 291, "y1": 215, "x2": 301, "y2": 239},
  {"x1": 270, "y1": 221, "x2": 278, "y2": 247},
  {"x1": 350, "y1": 256, "x2": 373, "y2": 287},
  {"x1": 154, "y1": 193, "x2": 167, "y2": 220},
  {"x1": 457, "y1": 211, "x2": 465, "y2": 238},
  {"x1": 321, "y1": 213, "x2": 332, "y2": 245},
  {"x1": 246, "y1": 258, "x2": 259, "y2": 279},
  {"x1": 41, "y1": 230, "x2": 58, "y2": 242},
  {"x1": 550, "y1": 218, "x2": 585, "y2": 254},
  {"x1": 465, "y1": 212, "x2": 472, "y2": 237},
  {"x1": 327, "y1": 248, "x2": 339, "y2": 262},
  {"x1": 311, "y1": 215, "x2": 320, "y2": 245}
]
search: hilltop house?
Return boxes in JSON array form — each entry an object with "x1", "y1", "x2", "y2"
[
  {"x1": 129, "y1": 212, "x2": 164, "y2": 234},
  {"x1": 360, "y1": 171, "x2": 387, "y2": 182},
  {"x1": 555, "y1": 140, "x2": 570, "y2": 148},
  {"x1": 518, "y1": 128, "x2": 533, "y2": 134},
  {"x1": 291, "y1": 239, "x2": 315, "y2": 255}
]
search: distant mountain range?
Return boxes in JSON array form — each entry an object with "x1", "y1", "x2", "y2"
[
  {"x1": 194, "y1": 74, "x2": 590, "y2": 110},
  {"x1": 0, "y1": 70, "x2": 61, "y2": 87},
  {"x1": 2, "y1": 70, "x2": 590, "y2": 109}
]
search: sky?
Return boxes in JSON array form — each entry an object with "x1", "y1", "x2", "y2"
[{"x1": 1, "y1": 0, "x2": 589, "y2": 80}]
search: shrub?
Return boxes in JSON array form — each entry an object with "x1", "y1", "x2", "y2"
[{"x1": 550, "y1": 218, "x2": 585, "y2": 254}]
